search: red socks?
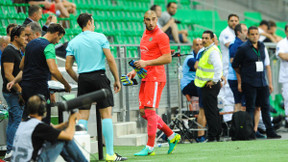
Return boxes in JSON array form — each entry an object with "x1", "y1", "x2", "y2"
[
  {"x1": 156, "y1": 115, "x2": 174, "y2": 137},
  {"x1": 145, "y1": 109, "x2": 157, "y2": 147},
  {"x1": 142, "y1": 110, "x2": 174, "y2": 147}
]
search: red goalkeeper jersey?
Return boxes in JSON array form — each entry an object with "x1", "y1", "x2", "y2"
[{"x1": 140, "y1": 25, "x2": 171, "y2": 82}]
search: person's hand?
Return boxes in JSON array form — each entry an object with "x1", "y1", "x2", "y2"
[
  {"x1": 45, "y1": 15, "x2": 57, "y2": 25},
  {"x1": 64, "y1": 83, "x2": 71, "y2": 93},
  {"x1": 114, "y1": 80, "x2": 121, "y2": 93},
  {"x1": 134, "y1": 60, "x2": 148, "y2": 69},
  {"x1": 269, "y1": 84, "x2": 273, "y2": 94},
  {"x1": 129, "y1": 60, "x2": 147, "y2": 79},
  {"x1": 206, "y1": 81, "x2": 214, "y2": 88},
  {"x1": 6, "y1": 81, "x2": 15, "y2": 91},
  {"x1": 168, "y1": 18, "x2": 175, "y2": 26},
  {"x1": 69, "y1": 112, "x2": 80, "y2": 121},
  {"x1": 50, "y1": 93, "x2": 56, "y2": 104},
  {"x1": 238, "y1": 83, "x2": 242, "y2": 93},
  {"x1": 18, "y1": 94, "x2": 25, "y2": 106},
  {"x1": 221, "y1": 76, "x2": 227, "y2": 85},
  {"x1": 43, "y1": 1, "x2": 52, "y2": 9},
  {"x1": 127, "y1": 70, "x2": 136, "y2": 79}
]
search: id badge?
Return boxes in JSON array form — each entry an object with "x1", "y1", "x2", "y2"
[{"x1": 256, "y1": 61, "x2": 264, "y2": 72}]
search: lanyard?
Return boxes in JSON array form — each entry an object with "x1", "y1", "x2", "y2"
[{"x1": 252, "y1": 48, "x2": 261, "y2": 61}]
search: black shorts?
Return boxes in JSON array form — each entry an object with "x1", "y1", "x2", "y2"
[
  {"x1": 78, "y1": 70, "x2": 114, "y2": 110},
  {"x1": 182, "y1": 80, "x2": 198, "y2": 97}
]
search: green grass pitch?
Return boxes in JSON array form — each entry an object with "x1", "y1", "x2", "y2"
[{"x1": 91, "y1": 140, "x2": 288, "y2": 162}]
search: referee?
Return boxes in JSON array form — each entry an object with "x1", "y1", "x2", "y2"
[{"x1": 65, "y1": 13, "x2": 126, "y2": 161}]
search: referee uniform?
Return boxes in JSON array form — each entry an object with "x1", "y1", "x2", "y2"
[{"x1": 66, "y1": 31, "x2": 113, "y2": 109}]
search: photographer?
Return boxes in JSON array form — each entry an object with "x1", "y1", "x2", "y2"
[
  {"x1": 12, "y1": 95, "x2": 87, "y2": 162},
  {"x1": 156, "y1": 2, "x2": 188, "y2": 43}
]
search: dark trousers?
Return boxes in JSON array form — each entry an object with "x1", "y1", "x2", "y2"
[
  {"x1": 201, "y1": 81, "x2": 221, "y2": 140},
  {"x1": 242, "y1": 83, "x2": 274, "y2": 134},
  {"x1": 22, "y1": 85, "x2": 51, "y2": 124}
]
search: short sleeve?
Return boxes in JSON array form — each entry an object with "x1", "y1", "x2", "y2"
[
  {"x1": 264, "y1": 47, "x2": 270, "y2": 66},
  {"x1": 66, "y1": 41, "x2": 74, "y2": 56},
  {"x1": 44, "y1": 44, "x2": 56, "y2": 60},
  {"x1": 158, "y1": 33, "x2": 170, "y2": 54},
  {"x1": 157, "y1": 21, "x2": 162, "y2": 28},
  {"x1": 232, "y1": 46, "x2": 244, "y2": 69},
  {"x1": 32, "y1": 123, "x2": 61, "y2": 142},
  {"x1": 101, "y1": 34, "x2": 110, "y2": 49},
  {"x1": 1, "y1": 49, "x2": 15, "y2": 63},
  {"x1": 276, "y1": 41, "x2": 285, "y2": 57},
  {"x1": 223, "y1": 34, "x2": 234, "y2": 45},
  {"x1": 229, "y1": 43, "x2": 236, "y2": 58}
]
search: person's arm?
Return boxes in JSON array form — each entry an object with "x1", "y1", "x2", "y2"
[
  {"x1": 278, "y1": 53, "x2": 288, "y2": 61},
  {"x1": 3, "y1": 63, "x2": 22, "y2": 93},
  {"x1": 266, "y1": 65, "x2": 273, "y2": 93},
  {"x1": 19, "y1": 55, "x2": 25, "y2": 70},
  {"x1": 57, "y1": 113, "x2": 79, "y2": 140},
  {"x1": 260, "y1": 32, "x2": 277, "y2": 43},
  {"x1": 103, "y1": 48, "x2": 121, "y2": 93},
  {"x1": 160, "y1": 18, "x2": 175, "y2": 32},
  {"x1": 65, "y1": 56, "x2": 78, "y2": 82},
  {"x1": 187, "y1": 58, "x2": 196, "y2": 71},
  {"x1": 236, "y1": 71, "x2": 242, "y2": 92},
  {"x1": 45, "y1": 44, "x2": 71, "y2": 92},
  {"x1": 134, "y1": 54, "x2": 171, "y2": 68},
  {"x1": 6, "y1": 71, "x2": 23, "y2": 91},
  {"x1": 47, "y1": 59, "x2": 71, "y2": 92},
  {"x1": 28, "y1": 1, "x2": 52, "y2": 9},
  {"x1": 225, "y1": 42, "x2": 230, "y2": 48},
  {"x1": 232, "y1": 46, "x2": 245, "y2": 92},
  {"x1": 52, "y1": 121, "x2": 68, "y2": 130},
  {"x1": 208, "y1": 50, "x2": 222, "y2": 82}
]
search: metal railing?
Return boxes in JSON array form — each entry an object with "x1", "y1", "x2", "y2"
[{"x1": 103, "y1": 43, "x2": 280, "y2": 122}]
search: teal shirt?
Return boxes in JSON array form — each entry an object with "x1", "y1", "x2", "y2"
[{"x1": 66, "y1": 31, "x2": 110, "y2": 73}]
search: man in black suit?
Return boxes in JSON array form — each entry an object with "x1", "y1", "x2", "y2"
[{"x1": 23, "y1": 5, "x2": 57, "y2": 35}]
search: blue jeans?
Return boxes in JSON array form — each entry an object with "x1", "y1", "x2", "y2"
[
  {"x1": 3, "y1": 92, "x2": 23, "y2": 153},
  {"x1": 37, "y1": 140, "x2": 87, "y2": 162}
]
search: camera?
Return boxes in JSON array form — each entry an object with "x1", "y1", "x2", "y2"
[{"x1": 174, "y1": 19, "x2": 181, "y2": 24}]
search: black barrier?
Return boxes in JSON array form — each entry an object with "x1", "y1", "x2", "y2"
[
  {"x1": 56, "y1": 88, "x2": 111, "y2": 160},
  {"x1": 57, "y1": 89, "x2": 111, "y2": 111}
]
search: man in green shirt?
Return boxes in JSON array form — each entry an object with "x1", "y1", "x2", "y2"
[{"x1": 7, "y1": 23, "x2": 71, "y2": 124}]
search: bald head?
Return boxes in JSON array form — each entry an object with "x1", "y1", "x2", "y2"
[
  {"x1": 213, "y1": 34, "x2": 218, "y2": 46},
  {"x1": 0, "y1": 36, "x2": 10, "y2": 51},
  {"x1": 144, "y1": 10, "x2": 158, "y2": 31},
  {"x1": 192, "y1": 38, "x2": 203, "y2": 54},
  {"x1": 27, "y1": 95, "x2": 46, "y2": 116},
  {"x1": 144, "y1": 10, "x2": 157, "y2": 18}
]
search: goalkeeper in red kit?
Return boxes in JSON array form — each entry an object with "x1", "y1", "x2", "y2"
[{"x1": 127, "y1": 10, "x2": 181, "y2": 156}]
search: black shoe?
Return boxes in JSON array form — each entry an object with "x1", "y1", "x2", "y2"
[
  {"x1": 257, "y1": 127, "x2": 266, "y2": 134},
  {"x1": 267, "y1": 132, "x2": 282, "y2": 139},
  {"x1": 285, "y1": 120, "x2": 288, "y2": 128}
]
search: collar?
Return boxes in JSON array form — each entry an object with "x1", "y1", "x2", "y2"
[
  {"x1": 204, "y1": 43, "x2": 215, "y2": 50},
  {"x1": 145, "y1": 25, "x2": 159, "y2": 34},
  {"x1": 247, "y1": 39, "x2": 263, "y2": 49},
  {"x1": 28, "y1": 17, "x2": 34, "y2": 22},
  {"x1": 8, "y1": 43, "x2": 20, "y2": 51},
  {"x1": 235, "y1": 37, "x2": 244, "y2": 44},
  {"x1": 228, "y1": 26, "x2": 235, "y2": 34}
]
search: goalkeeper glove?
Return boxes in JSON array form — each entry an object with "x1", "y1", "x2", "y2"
[
  {"x1": 121, "y1": 75, "x2": 138, "y2": 86},
  {"x1": 128, "y1": 60, "x2": 147, "y2": 79}
]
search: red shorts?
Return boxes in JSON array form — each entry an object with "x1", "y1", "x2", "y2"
[
  {"x1": 43, "y1": 3, "x2": 56, "y2": 14},
  {"x1": 139, "y1": 81, "x2": 165, "y2": 109}
]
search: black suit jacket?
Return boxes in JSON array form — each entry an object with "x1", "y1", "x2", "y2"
[{"x1": 22, "y1": 18, "x2": 48, "y2": 35}]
